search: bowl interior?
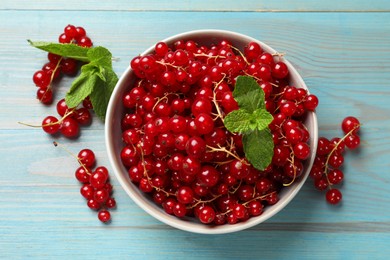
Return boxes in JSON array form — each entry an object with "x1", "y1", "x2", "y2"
[{"x1": 105, "y1": 30, "x2": 318, "y2": 234}]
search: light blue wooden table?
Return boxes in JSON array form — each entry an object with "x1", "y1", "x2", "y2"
[{"x1": 1, "y1": 1, "x2": 389, "y2": 259}]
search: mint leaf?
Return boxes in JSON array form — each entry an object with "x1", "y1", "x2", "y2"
[
  {"x1": 87, "y1": 46, "x2": 113, "y2": 68},
  {"x1": 103, "y1": 68, "x2": 119, "y2": 94},
  {"x1": 87, "y1": 68, "x2": 118, "y2": 121},
  {"x1": 65, "y1": 72, "x2": 96, "y2": 108},
  {"x1": 252, "y1": 109, "x2": 274, "y2": 131},
  {"x1": 89, "y1": 77, "x2": 110, "y2": 121},
  {"x1": 29, "y1": 38, "x2": 118, "y2": 122},
  {"x1": 27, "y1": 40, "x2": 90, "y2": 62},
  {"x1": 224, "y1": 109, "x2": 253, "y2": 133},
  {"x1": 242, "y1": 129, "x2": 274, "y2": 171},
  {"x1": 223, "y1": 75, "x2": 274, "y2": 171},
  {"x1": 233, "y1": 76, "x2": 265, "y2": 113}
]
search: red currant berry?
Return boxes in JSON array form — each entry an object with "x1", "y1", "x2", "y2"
[
  {"x1": 64, "y1": 24, "x2": 77, "y2": 39},
  {"x1": 344, "y1": 134, "x2": 360, "y2": 150},
  {"x1": 78, "y1": 149, "x2": 95, "y2": 168},
  {"x1": 78, "y1": 36, "x2": 93, "y2": 47},
  {"x1": 293, "y1": 142, "x2": 310, "y2": 160},
  {"x1": 94, "y1": 188, "x2": 109, "y2": 203},
  {"x1": 194, "y1": 113, "x2": 214, "y2": 135},
  {"x1": 37, "y1": 88, "x2": 53, "y2": 104},
  {"x1": 304, "y1": 94, "x2": 319, "y2": 111},
  {"x1": 341, "y1": 116, "x2": 360, "y2": 134},
  {"x1": 176, "y1": 186, "x2": 194, "y2": 204},
  {"x1": 326, "y1": 188, "x2": 342, "y2": 205},
  {"x1": 198, "y1": 205, "x2": 215, "y2": 224},
  {"x1": 75, "y1": 166, "x2": 91, "y2": 183},
  {"x1": 41, "y1": 116, "x2": 60, "y2": 134},
  {"x1": 80, "y1": 184, "x2": 94, "y2": 200},
  {"x1": 197, "y1": 165, "x2": 220, "y2": 187},
  {"x1": 327, "y1": 169, "x2": 344, "y2": 185},
  {"x1": 98, "y1": 210, "x2": 111, "y2": 223},
  {"x1": 90, "y1": 171, "x2": 108, "y2": 189},
  {"x1": 272, "y1": 61, "x2": 289, "y2": 79},
  {"x1": 60, "y1": 117, "x2": 80, "y2": 138}
]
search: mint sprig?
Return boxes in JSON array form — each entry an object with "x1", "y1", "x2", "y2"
[
  {"x1": 224, "y1": 76, "x2": 274, "y2": 170},
  {"x1": 28, "y1": 40, "x2": 118, "y2": 121}
]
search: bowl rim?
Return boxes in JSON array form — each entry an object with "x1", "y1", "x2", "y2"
[{"x1": 105, "y1": 29, "x2": 318, "y2": 234}]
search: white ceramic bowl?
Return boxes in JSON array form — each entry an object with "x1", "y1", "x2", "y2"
[{"x1": 105, "y1": 30, "x2": 318, "y2": 234}]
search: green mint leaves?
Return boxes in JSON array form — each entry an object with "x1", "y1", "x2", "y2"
[
  {"x1": 28, "y1": 40, "x2": 118, "y2": 121},
  {"x1": 224, "y1": 76, "x2": 274, "y2": 170}
]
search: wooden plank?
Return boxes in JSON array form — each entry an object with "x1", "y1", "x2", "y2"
[{"x1": 1, "y1": 0, "x2": 390, "y2": 12}]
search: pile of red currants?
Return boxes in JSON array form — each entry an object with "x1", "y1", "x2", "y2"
[
  {"x1": 54, "y1": 142, "x2": 116, "y2": 223},
  {"x1": 29, "y1": 25, "x2": 117, "y2": 223},
  {"x1": 310, "y1": 116, "x2": 361, "y2": 204},
  {"x1": 30, "y1": 25, "x2": 94, "y2": 138},
  {"x1": 32, "y1": 24, "x2": 93, "y2": 105},
  {"x1": 119, "y1": 39, "x2": 320, "y2": 225}
]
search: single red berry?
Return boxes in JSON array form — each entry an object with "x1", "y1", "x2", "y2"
[
  {"x1": 60, "y1": 117, "x2": 80, "y2": 138},
  {"x1": 90, "y1": 171, "x2": 108, "y2": 189},
  {"x1": 173, "y1": 202, "x2": 187, "y2": 218},
  {"x1": 327, "y1": 169, "x2": 344, "y2": 185},
  {"x1": 326, "y1": 188, "x2": 342, "y2": 205},
  {"x1": 176, "y1": 186, "x2": 194, "y2": 204},
  {"x1": 272, "y1": 61, "x2": 289, "y2": 79},
  {"x1": 64, "y1": 24, "x2": 78, "y2": 39},
  {"x1": 293, "y1": 142, "x2": 311, "y2": 160},
  {"x1": 37, "y1": 88, "x2": 53, "y2": 104},
  {"x1": 78, "y1": 36, "x2": 93, "y2": 47},
  {"x1": 59, "y1": 33, "x2": 72, "y2": 43},
  {"x1": 33, "y1": 70, "x2": 51, "y2": 89},
  {"x1": 94, "y1": 189, "x2": 110, "y2": 203},
  {"x1": 75, "y1": 166, "x2": 91, "y2": 183},
  {"x1": 198, "y1": 205, "x2": 215, "y2": 224},
  {"x1": 41, "y1": 116, "x2": 60, "y2": 134},
  {"x1": 56, "y1": 98, "x2": 72, "y2": 117},
  {"x1": 344, "y1": 134, "x2": 360, "y2": 149},
  {"x1": 304, "y1": 94, "x2": 319, "y2": 111},
  {"x1": 75, "y1": 26, "x2": 86, "y2": 40},
  {"x1": 87, "y1": 199, "x2": 101, "y2": 210},
  {"x1": 78, "y1": 149, "x2": 95, "y2": 168},
  {"x1": 341, "y1": 116, "x2": 360, "y2": 134},
  {"x1": 80, "y1": 184, "x2": 94, "y2": 200},
  {"x1": 98, "y1": 210, "x2": 111, "y2": 223}
]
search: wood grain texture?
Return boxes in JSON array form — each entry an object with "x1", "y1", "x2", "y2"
[
  {"x1": 0, "y1": 3, "x2": 390, "y2": 260},
  {"x1": 1, "y1": 0, "x2": 390, "y2": 12}
]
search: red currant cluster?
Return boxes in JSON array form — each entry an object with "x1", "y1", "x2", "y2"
[
  {"x1": 32, "y1": 24, "x2": 92, "y2": 105},
  {"x1": 39, "y1": 97, "x2": 93, "y2": 138},
  {"x1": 27, "y1": 25, "x2": 94, "y2": 138},
  {"x1": 120, "y1": 39, "x2": 319, "y2": 225},
  {"x1": 54, "y1": 142, "x2": 116, "y2": 223},
  {"x1": 310, "y1": 116, "x2": 361, "y2": 204}
]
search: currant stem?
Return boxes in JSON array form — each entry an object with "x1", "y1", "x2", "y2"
[
  {"x1": 324, "y1": 125, "x2": 360, "y2": 176},
  {"x1": 284, "y1": 150, "x2": 297, "y2": 187},
  {"x1": 206, "y1": 144, "x2": 246, "y2": 164},
  {"x1": 242, "y1": 191, "x2": 277, "y2": 206},
  {"x1": 228, "y1": 44, "x2": 249, "y2": 65},
  {"x1": 189, "y1": 194, "x2": 223, "y2": 209},
  {"x1": 18, "y1": 109, "x2": 75, "y2": 128},
  {"x1": 211, "y1": 76, "x2": 227, "y2": 122},
  {"x1": 53, "y1": 141, "x2": 90, "y2": 173}
]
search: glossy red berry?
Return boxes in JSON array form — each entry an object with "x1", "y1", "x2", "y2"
[
  {"x1": 60, "y1": 117, "x2": 80, "y2": 138},
  {"x1": 41, "y1": 116, "x2": 60, "y2": 134},
  {"x1": 98, "y1": 210, "x2": 111, "y2": 223},
  {"x1": 342, "y1": 116, "x2": 360, "y2": 134},
  {"x1": 326, "y1": 188, "x2": 342, "y2": 205},
  {"x1": 78, "y1": 149, "x2": 95, "y2": 168}
]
